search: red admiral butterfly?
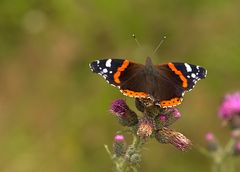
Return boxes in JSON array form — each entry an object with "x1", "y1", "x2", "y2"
[{"x1": 89, "y1": 57, "x2": 207, "y2": 108}]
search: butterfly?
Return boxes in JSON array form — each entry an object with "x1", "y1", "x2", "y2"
[{"x1": 89, "y1": 57, "x2": 207, "y2": 108}]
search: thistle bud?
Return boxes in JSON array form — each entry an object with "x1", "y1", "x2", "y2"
[
  {"x1": 231, "y1": 129, "x2": 240, "y2": 140},
  {"x1": 113, "y1": 135, "x2": 126, "y2": 157},
  {"x1": 205, "y1": 132, "x2": 218, "y2": 152},
  {"x1": 135, "y1": 98, "x2": 145, "y2": 112},
  {"x1": 110, "y1": 99, "x2": 138, "y2": 126},
  {"x1": 155, "y1": 127, "x2": 192, "y2": 151},
  {"x1": 234, "y1": 142, "x2": 240, "y2": 155}
]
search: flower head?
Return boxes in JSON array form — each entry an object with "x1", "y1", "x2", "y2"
[
  {"x1": 205, "y1": 132, "x2": 215, "y2": 142},
  {"x1": 113, "y1": 134, "x2": 126, "y2": 157},
  {"x1": 137, "y1": 118, "x2": 154, "y2": 139},
  {"x1": 172, "y1": 108, "x2": 181, "y2": 119},
  {"x1": 155, "y1": 127, "x2": 192, "y2": 151},
  {"x1": 231, "y1": 129, "x2": 240, "y2": 139},
  {"x1": 218, "y1": 92, "x2": 240, "y2": 120},
  {"x1": 114, "y1": 135, "x2": 125, "y2": 142},
  {"x1": 110, "y1": 99, "x2": 129, "y2": 116},
  {"x1": 110, "y1": 99, "x2": 138, "y2": 126},
  {"x1": 159, "y1": 115, "x2": 167, "y2": 122},
  {"x1": 234, "y1": 142, "x2": 240, "y2": 155},
  {"x1": 205, "y1": 132, "x2": 218, "y2": 151},
  {"x1": 170, "y1": 131, "x2": 192, "y2": 151},
  {"x1": 154, "y1": 107, "x2": 181, "y2": 129}
]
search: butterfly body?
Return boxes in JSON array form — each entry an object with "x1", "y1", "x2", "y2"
[{"x1": 89, "y1": 57, "x2": 207, "y2": 108}]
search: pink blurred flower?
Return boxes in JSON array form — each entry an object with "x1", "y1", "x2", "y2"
[
  {"x1": 218, "y1": 92, "x2": 240, "y2": 120},
  {"x1": 205, "y1": 132, "x2": 215, "y2": 142},
  {"x1": 234, "y1": 142, "x2": 240, "y2": 155}
]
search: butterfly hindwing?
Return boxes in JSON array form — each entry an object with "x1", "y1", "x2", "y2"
[{"x1": 154, "y1": 62, "x2": 207, "y2": 107}]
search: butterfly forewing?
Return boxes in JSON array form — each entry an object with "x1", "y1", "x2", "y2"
[{"x1": 90, "y1": 59, "x2": 125, "y2": 86}]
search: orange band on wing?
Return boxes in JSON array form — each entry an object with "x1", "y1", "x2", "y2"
[
  {"x1": 168, "y1": 63, "x2": 188, "y2": 88},
  {"x1": 160, "y1": 97, "x2": 182, "y2": 107},
  {"x1": 113, "y1": 60, "x2": 130, "y2": 84},
  {"x1": 121, "y1": 89, "x2": 148, "y2": 97}
]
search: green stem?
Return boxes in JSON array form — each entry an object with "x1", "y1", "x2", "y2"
[
  {"x1": 104, "y1": 145, "x2": 113, "y2": 159},
  {"x1": 115, "y1": 134, "x2": 144, "y2": 172},
  {"x1": 211, "y1": 139, "x2": 235, "y2": 172}
]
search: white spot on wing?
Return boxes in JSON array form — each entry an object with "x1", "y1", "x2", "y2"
[
  {"x1": 103, "y1": 68, "x2": 108, "y2": 73},
  {"x1": 184, "y1": 63, "x2": 192, "y2": 72},
  {"x1": 106, "y1": 59, "x2": 112, "y2": 67},
  {"x1": 191, "y1": 73, "x2": 196, "y2": 78}
]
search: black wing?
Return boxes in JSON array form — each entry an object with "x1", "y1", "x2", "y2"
[
  {"x1": 154, "y1": 62, "x2": 207, "y2": 107},
  {"x1": 89, "y1": 59, "x2": 149, "y2": 98}
]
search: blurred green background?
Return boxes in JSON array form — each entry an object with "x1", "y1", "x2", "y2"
[{"x1": 0, "y1": 0, "x2": 240, "y2": 171}]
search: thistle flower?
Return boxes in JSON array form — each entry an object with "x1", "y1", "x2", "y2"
[
  {"x1": 110, "y1": 99, "x2": 138, "y2": 126},
  {"x1": 205, "y1": 132, "x2": 218, "y2": 151},
  {"x1": 172, "y1": 108, "x2": 181, "y2": 119},
  {"x1": 155, "y1": 107, "x2": 181, "y2": 129},
  {"x1": 137, "y1": 117, "x2": 154, "y2": 139},
  {"x1": 231, "y1": 129, "x2": 240, "y2": 139},
  {"x1": 205, "y1": 132, "x2": 215, "y2": 142},
  {"x1": 218, "y1": 92, "x2": 240, "y2": 120},
  {"x1": 155, "y1": 127, "x2": 192, "y2": 151},
  {"x1": 159, "y1": 115, "x2": 167, "y2": 122},
  {"x1": 113, "y1": 134, "x2": 126, "y2": 157},
  {"x1": 233, "y1": 141, "x2": 240, "y2": 155}
]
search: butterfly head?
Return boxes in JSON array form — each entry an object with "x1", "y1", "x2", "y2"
[{"x1": 145, "y1": 57, "x2": 155, "y2": 73}]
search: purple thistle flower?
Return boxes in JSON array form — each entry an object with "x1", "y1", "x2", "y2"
[
  {"x1": 110, "y1": 99, "x2": 129, "y2": 116},
  {"x1": 114, "y1": 135, "x2": 125, "y2": 142},
  {"x1": 110, "y1": 99, "x2": 138, "y2": 126},
  {"x1": 218, "y1": 92, "x2": 240, "y2": 120},
  {"x1": 159, "y1": 115, "x2": 167, "y2": 122},
  {"x1": 173, "y1": 108, "x2": 181, "y2": 119},
  {"x1": 154, "y1": 107, "x2": 181, "y2": 129},
  {"x1": 231, "y1": 129, "x2": 240, "y2": 139},
  {"x1": 155, "y1": 127, "x2": 192, "y2": 151},
  {"x1": 113, "y1": 134, "x2": 126, "y2": 157},
  {"x1": 205, "y1": 132, "x2": 215, "y2": 142},
  {"x1": 170, "y1": 131, "x2": 192, "y2": 151},
  {"x1": 204, "y1": 132, "x2": 218, "y2": 151},
  {"x1": 234, "y1": 141, "x2": 240, "y2": 155},
  {"x1": 235, "y1": 142, "x2": 240, "y2": 151}
]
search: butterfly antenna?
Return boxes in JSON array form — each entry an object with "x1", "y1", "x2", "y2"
[
  {"x1": 152, "y1": 35, "x2": 167, "y2": 56},
  {"x1": 132, "y1": 34, "x2": 142, "y2": 48}
]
